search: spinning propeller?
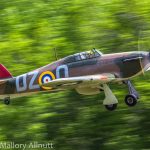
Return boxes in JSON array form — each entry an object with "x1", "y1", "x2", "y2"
[
  {"x1": 137, "y1": 30, "x2": 150, "y2": 75},
  {"x1": 138, "y1": 30, "x2": 145, "y2": 75}
]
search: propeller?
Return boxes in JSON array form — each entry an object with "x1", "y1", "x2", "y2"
[
  {"x1": 138, "y1": 30, "x2": 145, "y2": 75},
  {"x1": 137, "y1": 30, "x2": 150, "y2": 74}
]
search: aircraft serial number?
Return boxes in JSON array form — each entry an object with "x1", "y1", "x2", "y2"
[{"x1": 16, "y1": 65, "x2": 69, "y2": 92}]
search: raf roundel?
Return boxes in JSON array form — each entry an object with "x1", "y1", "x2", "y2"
[{"x1": 38, "y1": 71, "x2": 55, "y2": 90}]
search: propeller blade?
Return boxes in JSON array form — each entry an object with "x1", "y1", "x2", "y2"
[{"x1": 138, "y1": 31, "x2": 145, "y2": 75}]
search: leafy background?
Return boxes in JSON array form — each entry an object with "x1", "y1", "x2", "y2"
[{"x1": 0, "y1": 0, "x2": 149, "y2": 149}]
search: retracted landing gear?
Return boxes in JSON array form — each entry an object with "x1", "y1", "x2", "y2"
[
  {"x1": 103, "y1": 84, "x2": 118, "y2": 111},
  {"x1": 4, "y1": 97, "x2": 10, "y2": 105},
  {"x1": 124, "y1": 80, "x2": 139, "y2": 107}
]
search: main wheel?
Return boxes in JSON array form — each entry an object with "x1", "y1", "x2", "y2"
[
  {"x1": 125, "y1": 94, "x2": 137, "y2": 107},
  {"x1": 4, "y1": 97, "x2": 10, "y2": 105},
  {"x1": 105, "y1": 104, "x2": 117, "y2": 111}
]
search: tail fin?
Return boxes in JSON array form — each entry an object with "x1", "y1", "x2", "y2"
[{"x1": 0, "y1": 64, "x2": 12, "y2": 79}]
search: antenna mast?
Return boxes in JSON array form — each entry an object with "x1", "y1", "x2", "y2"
[{"x1": 54, "y1": 47, "x2": 58, "y2": 60}]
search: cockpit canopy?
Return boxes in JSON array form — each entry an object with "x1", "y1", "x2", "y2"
[{"x1": 64, "y1": 49, "x2": 102, "y2": 64}]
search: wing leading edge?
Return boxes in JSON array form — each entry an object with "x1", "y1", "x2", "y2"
[{"x1": 40, "y1": 74, "x2": 116, "y2": 90}]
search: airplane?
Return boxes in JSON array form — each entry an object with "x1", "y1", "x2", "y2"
[{"x1": 0, "y1": 49, "x2": 149, "y2": 111}]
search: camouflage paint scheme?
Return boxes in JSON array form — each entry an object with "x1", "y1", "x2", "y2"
[{"x1": 0, "y1": 49, "x2": 150, "y2": 99}]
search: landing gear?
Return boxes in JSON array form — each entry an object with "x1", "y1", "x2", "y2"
[
  {"x1": 103, "y1": 84, "x2": 118, "y2": 111},
  {"x1": 101, "y1": 80, "x2": 139, "y2": 110},
  {"x1": 125, "y1": 94, "x2": 137, "y2": 107},
  {"x1": 4, "y1": 97, "x2": 10, "y2": 105},
  {"x1": 124, "y1": 80, "x2": 139, "y2": 107},
  {"x1": 105, "y1": 104, "x2": 117, "y2": 111}
]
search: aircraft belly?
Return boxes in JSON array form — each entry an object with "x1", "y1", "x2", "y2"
[{"x1": 0, "y1": 88, "x2": 64, "y2": 99}]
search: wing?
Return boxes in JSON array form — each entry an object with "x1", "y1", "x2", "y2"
[{"x1": 40, "y1": 74, "x2": 117, "y2": 90}]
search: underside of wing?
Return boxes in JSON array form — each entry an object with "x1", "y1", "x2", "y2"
[{"x1": 40, "y1": 74, "x2": 117, "y2": 90}]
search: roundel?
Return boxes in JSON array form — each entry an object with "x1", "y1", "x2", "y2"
[{"x1": 38, "y1": 71, "x2": 55, "y2": 90}]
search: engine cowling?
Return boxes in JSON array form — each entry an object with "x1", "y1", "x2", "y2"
[{"x1": 75, "y1": 87, "x2": 101, "y2": 95}]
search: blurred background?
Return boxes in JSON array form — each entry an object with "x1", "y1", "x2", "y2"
[{"x1": 0, "y1": 0, "x2": 150, "y2": 149}]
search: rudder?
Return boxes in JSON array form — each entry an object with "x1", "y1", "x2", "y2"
[{"x1": 0, "y1": 64, "x2": 12, "y2": 79}]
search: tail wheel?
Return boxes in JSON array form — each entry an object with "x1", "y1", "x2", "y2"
[
  {"x1": 105, "y1": 104, "x2": 117, "y2": 111},
  {"x1": 125, "y1": 94, "x2": 137, "y2": 107},
  {"x1": 4, "y1": 97, "x2": 10, "y2": 105}
]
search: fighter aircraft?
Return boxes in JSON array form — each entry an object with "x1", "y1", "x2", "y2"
[{"x1": 0, "y1": 49, "x2": 149, "y2": 110}]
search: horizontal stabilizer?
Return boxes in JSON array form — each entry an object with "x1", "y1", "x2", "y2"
[{"x1": 0, "y1": 64, "x2": 12, "y2": 79}]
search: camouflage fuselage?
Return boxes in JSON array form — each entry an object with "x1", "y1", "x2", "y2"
[{"x1": 0, "y1": 51, "x2": 149, "y2": 99}]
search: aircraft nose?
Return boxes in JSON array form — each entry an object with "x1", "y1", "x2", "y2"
[
  {"x1": 144, "y1": 51, "x2": 150, "y2": 60},
  {"x1": 149, "y1": 52, "x2": 150, "y2": 64},
  {"x1": 147, "y1": 52, "x2": 150, "y2": 62}
]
